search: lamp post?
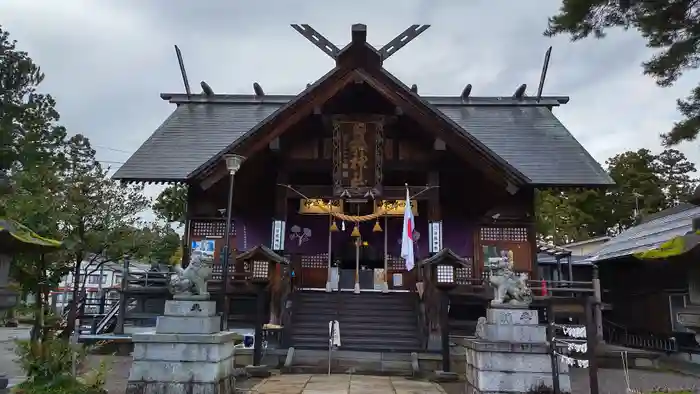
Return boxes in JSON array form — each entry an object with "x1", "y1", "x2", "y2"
[{"x1": 221, "y1": 154, "x2": 245, "y2": 331}]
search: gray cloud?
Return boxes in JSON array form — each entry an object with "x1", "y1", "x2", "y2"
[{"x1": 2, "y1": 0, "x2": 698, "y2": 212}]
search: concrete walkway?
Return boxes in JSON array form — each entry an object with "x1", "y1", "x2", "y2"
[{"x1": 250, "y1": 374, "x2": 445, "y2": 393}]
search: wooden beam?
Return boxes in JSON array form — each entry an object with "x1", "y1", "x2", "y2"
[
  {"x1": 200, "y1": 164, "x2": 227, "y2": 191},
  {"x1": 283, "y1": 185, "x2": 433, "y2": 200},
  {"x1": 236, "y1": 70, "x2": 355, "y2": 158},
  {"x1": 355, "y1": 69, "x2": 526, "y2": 187}
]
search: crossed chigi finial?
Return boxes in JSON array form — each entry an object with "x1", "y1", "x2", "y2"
[{"x1": 290, "y1": 24, "x2": 430, "y2": 61}]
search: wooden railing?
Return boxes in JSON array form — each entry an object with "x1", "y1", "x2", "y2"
[{"x1": 603, "y1": 319, "x2": 678, "y2": 353}]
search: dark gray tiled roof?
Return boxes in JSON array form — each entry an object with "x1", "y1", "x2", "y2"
[
  {"x1": 114, "y1": 103, "x2": 280, "y2": 180},
  {"x1": 113, "y1": 95, "x2": 612, "y2": 186},
  {"x1": 590, "y1": 204, "x2": 700, "y2": 262},
  {"x1": 436, "y1": 106, "x2": 612, "y2": 185}
]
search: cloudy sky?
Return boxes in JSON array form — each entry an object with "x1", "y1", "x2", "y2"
[{"x1": 2, "y1": 0, "x2": 698, "y2": 208}]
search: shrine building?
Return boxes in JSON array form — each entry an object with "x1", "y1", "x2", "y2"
[{"x1": 113, "y1": 24, "x2": 612, "y2": 352}]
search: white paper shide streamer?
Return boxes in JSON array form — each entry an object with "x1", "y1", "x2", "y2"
[
  {"x1": 562, "y1": 326, "x2": 586, "y2": 339},
  {"x1": 566, "y1": 342, "x2": 587, "y2": 353},
  {"x1": 554, "y1": 324, "x2": 589, "y2": 368},
  {"x1": 557, "y1": 353, "x2": 590, "y2": 368}
]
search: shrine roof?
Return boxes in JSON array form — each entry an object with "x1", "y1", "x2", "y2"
[
  {"x1": 590, "y1": 203, "x2": 700, "y2": 263},
  {"x1": 112, "y1": 92, "x2": 611, "y2": 186}
]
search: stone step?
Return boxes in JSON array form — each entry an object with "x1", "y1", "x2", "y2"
[
  {"x1": 293, "y1": 325, "x2": 420, "y2": 338},
  {"x1": 295, "y1": 314, "x2": 418, "y2": 326},
  {"x1": 296, "y1": 294, "x2": 415, "y2": 306},
  {"x1": 287, "y1": 349, "x2": 417, "y2": 375},
  {"x1": 291, "y1": 334, "x2": 421, "y2": 351},
  {"x1": 294, "y1": 321, "x2": 419, "y2": 334},
  {"x1": 297, "y1": 298, "x2": 415, "y2": 309},
  {"x1": 295, "y1": 307, "x2": 415, "y2": 317}
]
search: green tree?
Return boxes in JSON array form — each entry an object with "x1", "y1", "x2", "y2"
[
  {"x1": 655, "y1": 148, "x2": 698, "y2": 206},
  {"x1": 0, "y1": 25, "x2": 70, "y2": 336},
  {"x1": 57, "y1": 134, "x2": 151, "y2": 337},
  {"x1": 535, "y1": 147, "x2": 698, "y2": 242},
  {"x1": 605, "y1": 149, "x2": 666, "y2": 232},
  {"x1": 545, "y1": 0, "x2": 700, "y2": 145},
  {"x1": 134, "y1": 222, "x2": 181, "y2": 265},
  {"x1": 152, "y1": 184, "x2": 187, "y2": 224},
  {"x1": 0, "y1": 25, "x2": 67, "y2": 213}
]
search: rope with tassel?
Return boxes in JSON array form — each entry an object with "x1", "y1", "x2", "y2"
[{"x1": 276, "y1": 184, "x2": 438, "y2": 223}]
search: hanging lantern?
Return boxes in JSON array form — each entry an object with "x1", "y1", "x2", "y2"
[
  {"x1": 373, "y1": 220, "x2": 382, "y2": 232},
  {"x1": 330, "y1": 220, "x2": 339, "y2": 232},
  {"x1": 351, "y1": 224, "x2": 361, "y2": 237}
]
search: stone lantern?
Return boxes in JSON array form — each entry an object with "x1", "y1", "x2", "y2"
[
  {"x1": 420, "y1": 248, "x2": 470, "y2": 373},
  {"x1": 235, "y1": 245, "x2": 287, "y2": 368},
  {"x1": 0, "y1": 218, "x2": 62, "y2": 389}
]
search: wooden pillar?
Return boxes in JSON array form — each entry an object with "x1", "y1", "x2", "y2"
[
  {"x1": 525, "y1": 188, "x2": 538, "y2": 280},
  {"x1": 586, "y1": 296, "x2": 600, "y2": 394},
  {"x1": 182, "y1": 185, "x2": 194, "y2": 268},
  {"x1": 114, "y1": 258, "x2": 129, "y2": 335},
  {"x1": 253, "y1": 283, "x2": 267, "y2": 366},
  {"x1": 593, "y1": 265, "x2": 603, "y2": 342},
  {"x1": 440, "y1": 288, "x2": 451, "y2": 372}
]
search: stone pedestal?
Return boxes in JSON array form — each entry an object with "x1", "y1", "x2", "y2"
[
  {"x1": 125, "y1": 299, "x2": 237, "y2": 394},
  {"x1": 464, "y1": 307, "x2": 571, "y2": 394}
]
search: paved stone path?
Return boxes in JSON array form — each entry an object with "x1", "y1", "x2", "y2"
[
  {"x1": 250, "y1": 374, "x2": 445, "y2": 394},
  {"x1": 2, "y1": 327, "x2": 700, "y2": 393}
]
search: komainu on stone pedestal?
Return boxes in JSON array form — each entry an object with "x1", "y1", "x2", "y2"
[
  {"x1": 168, "y1": 250, "x2": 214, "y2": 299},
  {"x1": 125, "y1": 299, "x2": 238, "y2": 394}
]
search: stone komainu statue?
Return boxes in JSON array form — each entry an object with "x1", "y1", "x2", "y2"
[
  {"x1": 485, "y1": 250, "x2": 533, "y2": 307},
  {"x1": 168, "y1": 250, "x2": 214, "y2": 298}
]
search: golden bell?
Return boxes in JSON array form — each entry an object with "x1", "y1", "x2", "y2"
[
  {"x1": 351, "y1": 224, "x2": 361, "y2": 237},
  {"x1": 373, "y1": 220, "x2": 382, "y2": 232},
  {"x1": 330, "y1": 221, "x2": 339, "y2": 232}
]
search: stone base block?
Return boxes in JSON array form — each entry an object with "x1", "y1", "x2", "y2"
[
  {"x1": 464, "y1": 337, "x2": 571, "y2": 394},
  {"x1": 155, "y1": 315, "x2": 220, "y2": 334},
  {"x1": 487, "y1": 308, "x2": 538, "y2": 325},
  {"x1": 128, "y1": 357, "x2": 235, "y2": 383},
  {"x1": 126, "y1": 374, "x2": 235, "y2": 394},
  {"x1": 466, "y1": 369, "x2": 571, "y2": 394},
  {"x1": 466, "y1": 347, "x2": 568, "y2": 374},
  {"x1": 132, "y1": 340, "x2": 236, "y2": 363},
  {"x1": 127, "y1": 331, "x2": 238, "y2": 390},
  {"x1": 164, "y1": 300, "x2": 217, "y2": 317},
  {"x1": 483, "y1": 323, "x2": 546, "y2": 343}
]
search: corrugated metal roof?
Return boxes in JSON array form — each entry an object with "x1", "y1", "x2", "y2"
[
  {"x1": 537, "y1": 254, "x2": 592, "y2": 266},
  {"x1": 113, "y1": 97, "x2": 611, "y2": 186},
  {"x1": 590, "y1": 205, "x2": 700, "y2": 262}
]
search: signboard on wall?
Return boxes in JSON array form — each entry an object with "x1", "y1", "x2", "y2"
[
  {"x1": 374, "y1": 200, "x2": 419, "y2": 216},
  {"x1": 299, "y1": 199, "x2": 344, "y2": 215},
  {"x1": 191, "y1": 239, "x2": 216, "y2": 258}
]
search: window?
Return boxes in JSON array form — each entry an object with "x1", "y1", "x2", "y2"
[
  {"x1": 87, "y1": 274, "x2": 107, "y2": 285},
  {"x1": 114, "y1": 274, "x2": 122, "y2": 285}
]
